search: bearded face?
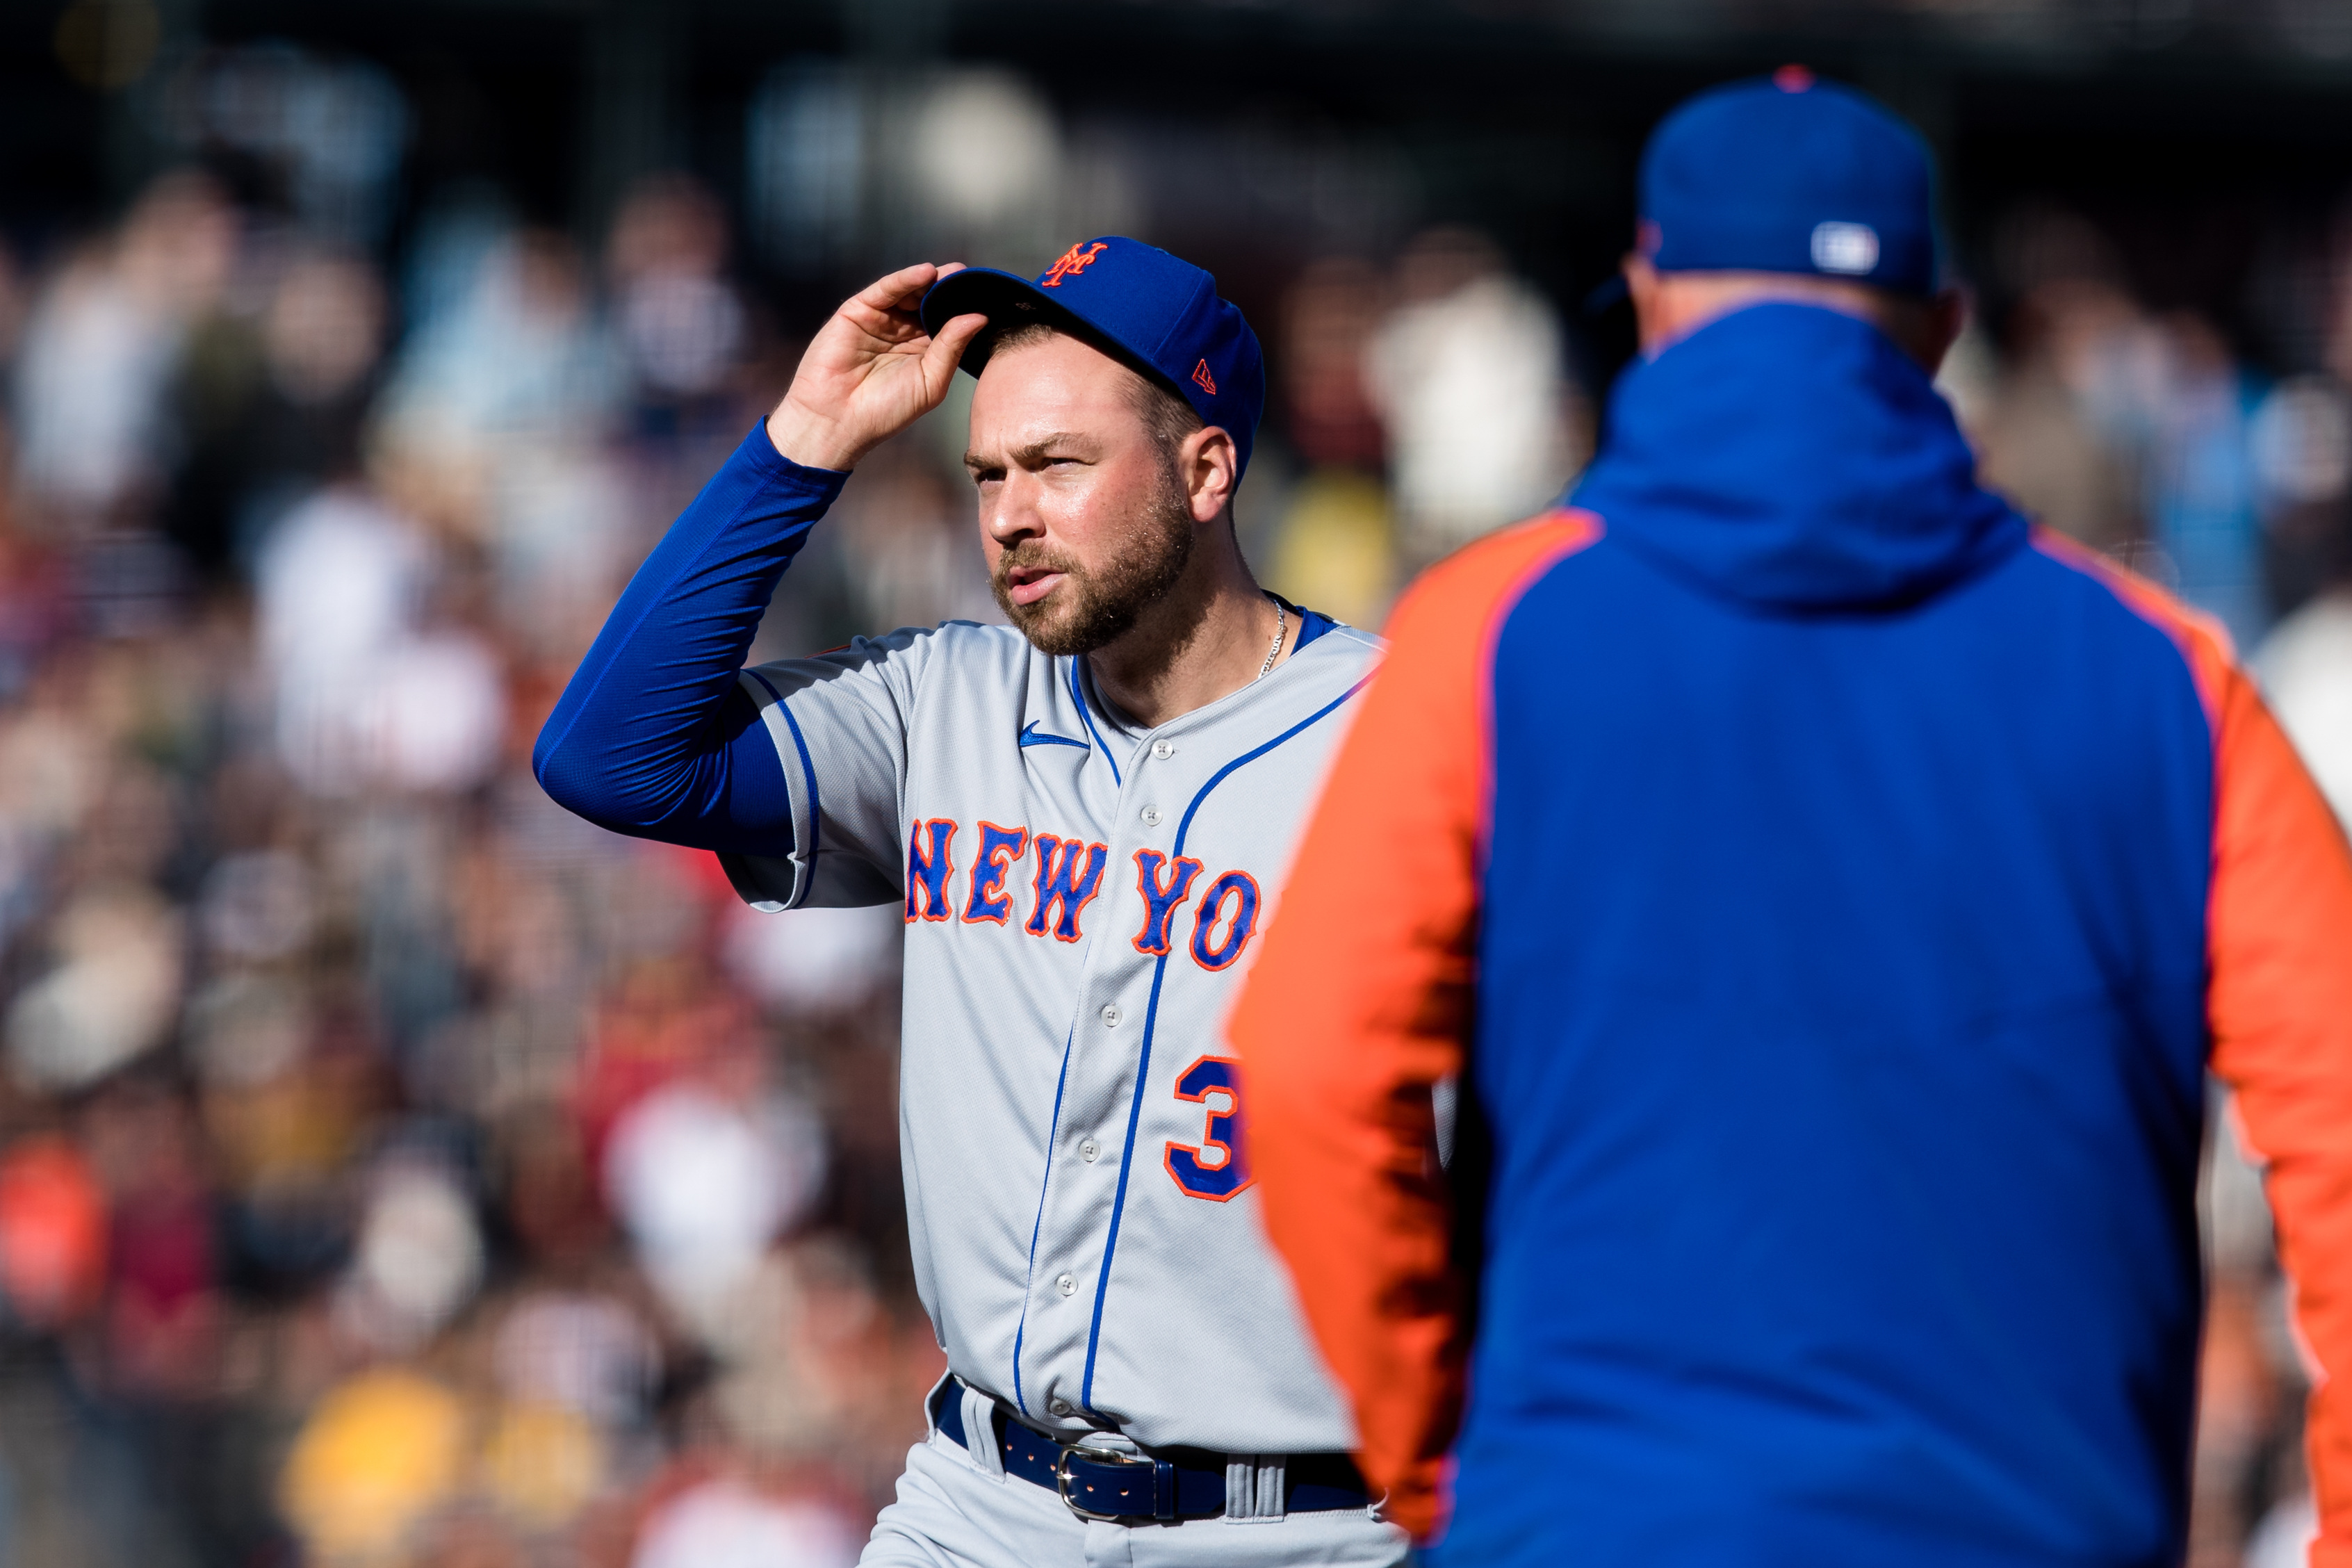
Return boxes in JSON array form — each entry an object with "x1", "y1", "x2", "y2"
[
  {"x1": 965, "y1": 329, "x2": 1225, "y2": 660},
  {"x1": 989, "y1": 453, "x2": 1195, "y2": 656}
]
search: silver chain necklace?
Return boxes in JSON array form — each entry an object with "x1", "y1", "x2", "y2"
[{"x1": 1255, "y1": 598, "x2": 1287, "y2": 683}]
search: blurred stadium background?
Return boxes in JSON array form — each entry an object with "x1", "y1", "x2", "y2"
[{"x1": 0, "y1": 2, "x2": 2346, "y2": 1566}]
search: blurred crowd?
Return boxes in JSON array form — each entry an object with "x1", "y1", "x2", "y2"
[
  {"x1": 0, "y1": 109, "x2": 2346, "y2": 1568},
  {"x1": 0, "y1": 167, "x2": 957, "y2": 1568}
]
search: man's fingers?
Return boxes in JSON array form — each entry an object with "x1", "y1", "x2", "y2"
[
  {"x1": 921, "y1": 313, "x2": 990, "y2": 395},
  {"x1": 838, "y1": 261, "x2": 977, "y2": 349},
  {"x1": 849, "y1": 259, "x2": 967, "y2": 318},
  {"x1": 832, "y1": 264, "x2": 933, "y2": 342},
  {"x1": 851, "y1": 261, "x2": 942, "y2": 312}
]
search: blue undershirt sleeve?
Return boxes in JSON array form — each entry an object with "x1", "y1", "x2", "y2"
[{"x1": 532, "y1": 423, "x2": 849, "y2": 856}]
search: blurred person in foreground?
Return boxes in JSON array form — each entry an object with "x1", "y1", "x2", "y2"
[
  {"x1": 534, "y1": 241, "x2": 1405, "y2": 1565},
  {"x1": 1232, "y1": 70, "x2": 2352, "y2": 1568}
]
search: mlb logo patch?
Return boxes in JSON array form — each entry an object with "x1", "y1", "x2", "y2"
[{"x1": 1811, "y1": 220, "x2": 1880, "y2": 277}]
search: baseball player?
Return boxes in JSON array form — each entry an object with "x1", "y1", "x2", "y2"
[{"x1": 534, "y1": 239, "x2": 1408, "y2": 1567}]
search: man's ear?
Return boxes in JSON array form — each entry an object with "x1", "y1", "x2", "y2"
[
  {"x1": 1920, "y1": 287, "x2": 1968, "y2": 377},
  {"x1": 1182, "y1": 425, "x2": 1239, "y2": 525},
  {"x1": 1622, "y1": 254, "x2": 1666, "y2": 354}
]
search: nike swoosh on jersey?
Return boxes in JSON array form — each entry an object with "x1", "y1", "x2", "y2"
[{"x1": 1020, "y1": 721, "x2": 1088, "y2": 750}]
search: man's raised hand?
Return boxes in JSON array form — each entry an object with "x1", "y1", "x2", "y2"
[{"x1": 765, "y1": 262, "x2": 990, "y2": 472}]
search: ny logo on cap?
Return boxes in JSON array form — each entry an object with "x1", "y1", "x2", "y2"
[{"x1": 1042, "y1": 242, "x2": 1108, "y2": 288}]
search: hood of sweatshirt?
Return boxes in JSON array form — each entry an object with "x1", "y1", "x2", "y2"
[{"x1": 1567, "y1": 302, "x2": 2028, "y2": 612}]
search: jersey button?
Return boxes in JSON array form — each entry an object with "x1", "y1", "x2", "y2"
[
  {"x1": 1079, "y1": 1138, "x2": 1099, "y2": 1163},
  {"x1": 1100, "y1": 1004, "x2": 1122, "y2": 1027},
  {"x1": 1151, "y1": 740, "x2": 1174, "y2": 760},
  {"x1": 1140, "y1": 806, "x2": 1162, "y2": 827},
  {"x1": 1056, "y1": 1273, "x2": 1077, "y2": 1297},
  {"x1": 1050, "y1": 1397, "x2": 1075, "y2": 1416}
]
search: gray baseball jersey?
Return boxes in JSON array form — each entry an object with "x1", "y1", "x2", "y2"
[{"x1": 722, "y1": 615, "x2": 1378, "y2": 1455}]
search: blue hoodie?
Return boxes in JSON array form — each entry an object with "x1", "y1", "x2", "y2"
[
  {"x1": 1574, "y1": 302, "x2": 2025, "y2": 609},
  {"x1": 1457, "y1": 302, "x2": 2212, "y2": 1565},
  {"x1": 1234, "y1": 300, "x2": 2314, "y2": 1567}
]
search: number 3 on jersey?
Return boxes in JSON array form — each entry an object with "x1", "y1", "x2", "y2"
[{"x1": 1165, "y1": 1055, "x2": 1251, "y2": 1200}]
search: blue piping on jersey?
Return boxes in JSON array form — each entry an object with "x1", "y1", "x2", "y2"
[
  {"x1": 1012, "y1": 1031, "x2": 1075, "y2": 1419},
  {"x1": 1066, "y1": 659, "x2": 1122, "y2": 786},
  {"x1": 1078, "y1": 675, "x2": 1372, "y2": 1413},
  {"x1": 1020, "y1": 721, "x2": 1089, "y2": 751},
  {"x1": 745, "y1": 669, "x2": 820, "y2": 909}
]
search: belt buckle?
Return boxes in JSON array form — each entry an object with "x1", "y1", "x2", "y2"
[{"x1": 1054, "y1": 1444, "x2": 1158, "y2": 1521}]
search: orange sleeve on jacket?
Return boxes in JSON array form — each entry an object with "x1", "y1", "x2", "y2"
[
  {"x1": 2041, "y1": 531, "x2": 2352, "y2": 1567},
  {"x1": 2205, "y1": 664, "x2": 2352, "y2": 1568},
  {"x1": 1230, "y1": 510, "x2": 1599, "y2": 1542}
]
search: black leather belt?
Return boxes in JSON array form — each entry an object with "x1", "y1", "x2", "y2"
[{"x1": 929, "y1": 1379, "x2": 1373, "y2": 1523}]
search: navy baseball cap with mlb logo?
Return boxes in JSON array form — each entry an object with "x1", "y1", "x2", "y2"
[
  {"x1": 1640, "y1": 66, "x2": 1941, "y2": 297},
  {"x1": 920, "y1": 236, "x2": 1267, "y2": 478}
]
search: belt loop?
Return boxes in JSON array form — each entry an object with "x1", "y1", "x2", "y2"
[
  {"x1": 960, "y1": 1383, "x2": 1006, "y2": 1480},
  {"x1": 1258, "y1": 1457, "x2": 1287, "y2": 1519},
  {"x1": 1224, "y1": 1455, "x2": 1286, "y2": 1521},
  {"x1": 1152, "y1": 1457, "x2": 1177, "y2": 1521}
]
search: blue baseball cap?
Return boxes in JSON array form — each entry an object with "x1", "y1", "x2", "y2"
[
  {"x1": 920, "y1": 236, "x2": 1267, "y2": 478},
  {"x1": 1640, "y1": 67, "x2": 1940, "y2": 297}
]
